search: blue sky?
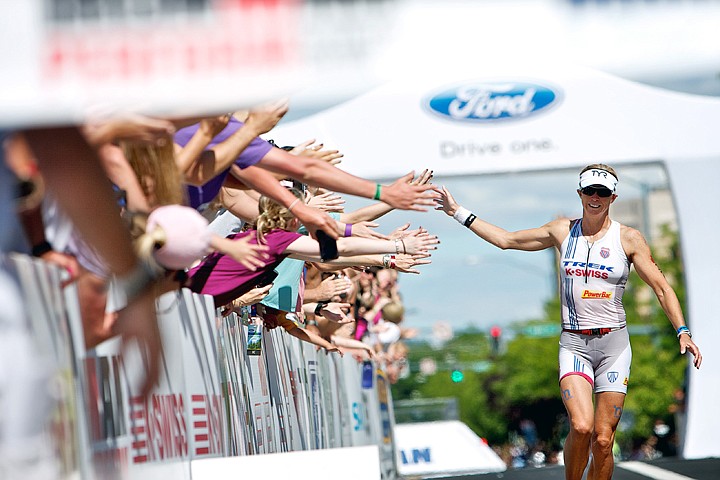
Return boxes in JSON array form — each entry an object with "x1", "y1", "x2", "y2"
[{"x1": 342, "y1": 164, "x2": 669, "y2": 340}]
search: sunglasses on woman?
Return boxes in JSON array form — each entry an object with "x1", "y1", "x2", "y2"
[{"x1": 581, "y1": 186, "x2": 613, "y2": 198}]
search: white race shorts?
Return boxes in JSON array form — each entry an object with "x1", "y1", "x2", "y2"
[{"x1": 558, "y1": 327, "x2": 632, "y2": 394}]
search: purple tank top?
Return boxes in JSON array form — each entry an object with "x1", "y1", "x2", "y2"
[{"x1": 174, "y1": 117, "x2": 274, "y2": 209}]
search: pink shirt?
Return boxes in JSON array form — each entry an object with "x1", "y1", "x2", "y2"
[{"x1": 187, "y1": 229, "x2": 301, "y2": 307}]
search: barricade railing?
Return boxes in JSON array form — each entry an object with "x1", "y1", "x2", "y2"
[{"x1": 7, "y1": 253, "x2": 397, "y2": 479}]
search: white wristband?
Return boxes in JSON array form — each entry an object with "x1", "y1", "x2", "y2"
[{"x1": 453, "y1": 206, "x2": 472, "y2": 225}]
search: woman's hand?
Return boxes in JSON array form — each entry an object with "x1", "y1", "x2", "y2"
[
  {"x1": 324, "y1": 344, "x2": 345, "y2": 356},
  {"x1": 307, "y1": 190, "x2": 345, "y2": 212},
  {"x1": 350, "y1": 221, "x2": 389, "y2": 240},
  {"x1": 435, "y1": 186, "x2": 460, "y2": 217},
  {"x1": 212, "y1": 235, "x2": 269, "y2": 271},
  {"x1": 317, "y1": 302, "x2": 353, "y2": 324},
  {"x1": 221, "y1": 285, "x2": 273, "y2": 316},
  {"x1": 39, "y1": 250, "x2": 81, "y2": 287},
  {"x1": 680, "y1": 335, "x2": 703, "y2": 369},
  {"x1": 198, "y1": 114, "x2": 231, "y2": 138},
  {"x1": 410, "y1": 168, "x2": 434, "y2": 187},
  {"x1": 294, "y1": 140, "x2": 344, "y2": 165},
  {"x1": 317, "y1": 275, "x2": 353, "y2": 301},
  {"x1": 392, "y1": 253, "x2": 432, "y2": 274},
  {"x1": 398, "y1": 229, "x2": 440, "y2": 255},
  {"x1": 380, "y1": 171, "x2": 440, "y2": 212},
  {"x1": 245, "y1": 99, "x2": 289, "y2": 136}
]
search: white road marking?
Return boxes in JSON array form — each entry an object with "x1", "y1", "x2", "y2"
[{"x1": 618, "y1": 461, "x2": 697, "y2": 480}]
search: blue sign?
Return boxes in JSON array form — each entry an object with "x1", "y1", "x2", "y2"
[
  {"x1": 400, "y1": 448, "x2": 432, "y2": 465},
  {"x1": 426, "y1": 81, "x2": 561, "y2": 123}
]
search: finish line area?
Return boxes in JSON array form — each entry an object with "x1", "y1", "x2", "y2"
[{"x1": 436, "y1": 457, "x2": 720, "y2": 480}]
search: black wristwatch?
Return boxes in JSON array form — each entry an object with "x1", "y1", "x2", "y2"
[
  {"x1": 31, "y1": 240, "x2": 53, "y2": 257},
  {"x1": 314, "y1": 302, "x2": 328, "y2": 315}
]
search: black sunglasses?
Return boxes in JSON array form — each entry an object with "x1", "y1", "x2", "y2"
[{"x1": 581, "y1": 186, "x2": 613, "y2": 198}]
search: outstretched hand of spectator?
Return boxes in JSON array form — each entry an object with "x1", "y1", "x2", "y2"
[
  {"x1": 351, "y1": 221, "x2": 389, "y2": 240},
  {"x1": 380, "y1": 171, "x2": 441, "y2": 211},
  {"x1": 317, "y1": 275, "x2": 353, "y2": 301},
  {"x1": 211, "y1": 234, "x2": 270, "y2": 271},
  {"x1": 245, "y1": 98, "x2": 289, "y2": 135},
  {"x1": 40, "y1": 250, "x2": 81, "y2": 287},
  {"x1": 198, "y1": 113, "x2": 232, "y2": 138},
  {"x1": 392, "y1": 254, "x2": 432, "y2": 274},
  {"x1": 291, "y1": 140, "x2": 344, "y2": 165},
  {"x1": 307, "y1": 190, "x2": 345, "y2": 212},
  {"x1": 398, "y1": 228, "x2": 440, "y2": 255},
  {"x1": 83, "y1": 113, "x2": 176, "y2": 147},
  {"x1": 324, "y1": 344, "x2": 344, "y2": 356},
  {"x1": 292, "y1": 202, "x2": 340, "y2": 240},
  {"x1": 317, "y1": 302, "x2": 353, "y2": 324},
  {"x1": 411, "y1": 168, "x2": 434, "y2": 187},
  {"x1": 221, "y1": 285, "x2": 273, "y2": 317}
]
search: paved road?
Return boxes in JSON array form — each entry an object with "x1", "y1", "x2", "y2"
[{"x1": 437, "y1": 457, "x2": 720, "y2": 480}]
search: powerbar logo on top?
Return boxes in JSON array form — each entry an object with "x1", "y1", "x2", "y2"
[
  {"x1": 581, "y1": 290, "x2": 612, "y2": 299},
  {"x1": 425, "y1": 81, "x2": 561, "y2": 123}
]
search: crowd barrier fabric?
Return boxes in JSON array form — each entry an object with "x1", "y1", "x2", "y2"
[{"x1": 7, "y1": 254, "x2": 398, "y2": 479}]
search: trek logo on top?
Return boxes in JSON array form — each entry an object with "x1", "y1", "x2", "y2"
[
  {"x1": 425, "y1": 81, "x2": 561, "y2": 123},
  {"x1": 562, "y1": 260, "x2": 614, "y2": 280}
]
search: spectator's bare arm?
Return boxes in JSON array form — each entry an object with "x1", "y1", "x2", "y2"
[{"x1": 23, "y1": 126, "x2": 162, "y2": 397}]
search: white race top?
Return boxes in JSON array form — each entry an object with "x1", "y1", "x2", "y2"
[{"x1": 559, "y1": 219, "x2": 630, "y2": 330}]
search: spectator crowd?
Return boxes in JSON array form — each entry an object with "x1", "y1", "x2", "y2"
[{"x1": 4, "y1": 103, "x2": 440, "y2": 393}]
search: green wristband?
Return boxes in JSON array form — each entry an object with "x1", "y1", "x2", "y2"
[{"x1": 373, "y1": 183, "x2": 382, "y2": 201}]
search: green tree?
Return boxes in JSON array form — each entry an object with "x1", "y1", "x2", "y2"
[{"x1": 615, "y1": 224, "x2": 688, "y2": 446}]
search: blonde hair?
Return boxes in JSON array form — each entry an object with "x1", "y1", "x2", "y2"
[
  {"x1": 119, "y1": 210, "x2": 162, "y2": 262},
  {"x1": 381, "y1": 302, "x2": 405, "y2": 324},
  {"x1": 122, "y1": 141, "x2": 186, "y2": 208},
  {"x1": 580, "y1": 163, "x2": 618, "y2": 181},
  {"x1": 255, "y1": 187, "x2": 304, "y2": 243}
]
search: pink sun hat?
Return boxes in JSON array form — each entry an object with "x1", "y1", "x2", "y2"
[{"x1": 146, "y1": 205, "x2": 211, "y2": 270}]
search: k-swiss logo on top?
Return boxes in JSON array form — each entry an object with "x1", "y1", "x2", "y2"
[
  {"x1": 607, "y1": 371, "x2": 619, "y2": 383},
  {"x1": 600, "y1": 247, "x2": 610, "y2": 259}
]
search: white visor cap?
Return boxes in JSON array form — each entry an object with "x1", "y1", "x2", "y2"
[{"x1": 579, "y1": 168, "x2": 618, "y2": 192}]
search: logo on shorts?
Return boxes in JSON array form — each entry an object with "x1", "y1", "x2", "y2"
[
  {"x1": 581, "y1": 290, "x2": 612, "y2": 299},
  {"x1": 607, "y1": 371, "x2": 619, "y2": 383},
  {"x1": 623, "y1": 377, "x2": 629, "y2": 386},
  {"x1": 600, "y1": 247, "x2": 610, "y2": 259}
]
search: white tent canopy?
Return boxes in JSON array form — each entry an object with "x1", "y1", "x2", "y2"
[
  {"x1": 394, "y1": 421, "x2": 506, "y2": 477},
  {"x1": 274, "y1": 65, "x2": 720, "y2": 459}
]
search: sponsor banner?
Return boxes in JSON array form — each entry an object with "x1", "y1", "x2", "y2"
[
  {"x1": 180, "y1": 293, "x2": 225, "y2": 459},
  {"x1": 216, "y1": 312, "x2": 252, "y2": 456},
  {"x1": 287, "y1": 334, "x2": 315, "y2": 450},
  {"x1": 317, "y1": 350, "x2": 341, "y2": 448},
  {"x1": 262, "y1": 330, "x2": 294, "y2": 453},
  {"x1": 11, "y1": 252, "x2": 399, "y2": 478},
  {"x1": 339, "y1": 355, "x2": 374, "y2": 447},
  {"x1": 376, "y1": 369, "x2": 398, "y2": 479},
  {"x1": 0, "y1": 1, "x2": 396, "y2": 127},
  {"x1": 8, "y1": 255, "x2": 85, "y2": 478},
  {"x1": 303, "y1": 342, "x2": 327, "y2": 450}
]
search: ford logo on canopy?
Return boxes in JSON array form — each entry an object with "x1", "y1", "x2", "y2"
[{"x1": 426, "y1": 81, "x2": 561, "y2": 123}]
